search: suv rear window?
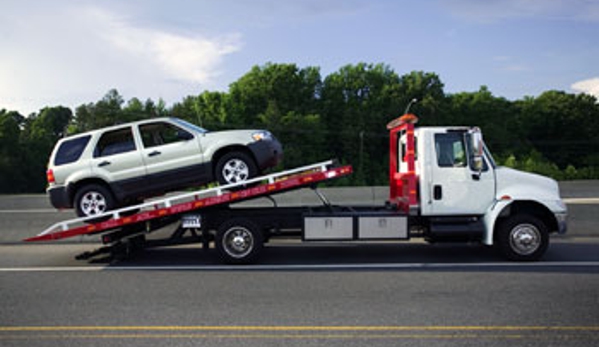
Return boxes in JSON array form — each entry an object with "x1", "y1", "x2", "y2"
[{"x1": 54, "y1": 135, "x2": 91, "y2": 166}]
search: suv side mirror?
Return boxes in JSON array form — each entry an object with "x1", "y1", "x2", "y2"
[{"x1": 177, "y1": 130, "x2": 194, "y2": 141}]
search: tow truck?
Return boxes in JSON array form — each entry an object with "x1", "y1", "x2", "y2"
[{"x1": 26, "y1": 112, "x2": 568, "y2": 263}]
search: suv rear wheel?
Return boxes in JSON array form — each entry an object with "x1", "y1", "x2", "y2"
[
  {"x1": 215, "y1": 152, "x2": 258, "y2": 186},
  {"x1": 74, "y1": 184, "x2": 116, "y2": 219}
]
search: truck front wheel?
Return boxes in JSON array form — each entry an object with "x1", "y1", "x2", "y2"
[
  {"x1": 215, "y1": 218, "x2": 263, "y2": 264},
  {"x1": 496, "y1": 214, "x2": 549, "y2": 261}
]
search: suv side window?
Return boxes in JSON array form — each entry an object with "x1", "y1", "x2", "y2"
[
  {"x1": 435, "y1": 133, "x2": 466, "y2": 168},
  {"x1": 54, "y1": 135, "x2": 91, "y2": 166},
  {"x1": 94, "y1": 128, "x2": 136, "y2": 158},
  {"x1": 139, "y1": 122, "x2": 193, "y2": 148}
]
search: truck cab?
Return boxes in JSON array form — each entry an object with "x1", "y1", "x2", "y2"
[{"x1": 390, "y1": 115, "x2": 568, "y2": 260}]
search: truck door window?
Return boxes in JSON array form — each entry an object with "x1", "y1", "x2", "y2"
[
  {"x1": 94, "y1": 128, "x2": 136, "y2": 158},
  {"x1": 399, "y1": 130, "x2": 417, "y2": 164},
  {"x1": 435, "y1": 133, "x2": 466, "y2": 168},
  {"x1": 140, "y1": 122, "x2": 193, "y2": 148}
]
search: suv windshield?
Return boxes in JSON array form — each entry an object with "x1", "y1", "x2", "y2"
[{"x1": 171, "y1": 118, "x2": 208, "y2": 134}]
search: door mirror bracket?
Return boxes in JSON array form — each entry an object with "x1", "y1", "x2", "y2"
[{"x1": 469, "y1": 128, "x2": 484, "y2": 179}]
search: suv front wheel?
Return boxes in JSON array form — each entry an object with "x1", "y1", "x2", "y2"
[
  {"x1": 74, "y1": 184, "x2": 116, "y2": 219},
  {"x1": 215, "y1": 152, "x2": 258, "y2": 186}
]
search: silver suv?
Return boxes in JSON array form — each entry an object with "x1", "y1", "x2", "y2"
[{"x1": 47, "y1": 118, "x2": 282, "y2": 217}]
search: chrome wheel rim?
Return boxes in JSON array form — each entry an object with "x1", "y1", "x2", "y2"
[
  {"x1": 509, "y1": 223, "x2": 541, "y2": 256},
  {"x1": 80, "y1": 191, "x2": 107, "y2": 216},
  {"x1": 222, "y1": 227, "x2": 254, "y2": 259},
  {"x1": 222, "y1": 159, "x2": 249, "y2": 184}
]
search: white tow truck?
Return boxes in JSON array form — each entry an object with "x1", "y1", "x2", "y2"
[{"x1": 26, "y1": 112, "x2": 568, "y2": 263}]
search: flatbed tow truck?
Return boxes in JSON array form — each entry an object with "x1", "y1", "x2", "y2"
[{"x1": 26, "y1": 112, "x2": 568, "y2": 263}]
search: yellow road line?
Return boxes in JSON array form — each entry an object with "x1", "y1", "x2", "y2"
[{"x1": 0, "y1": 333, "x2": 596, "y2": 340}]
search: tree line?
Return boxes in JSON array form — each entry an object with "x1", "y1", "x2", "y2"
[{"x1": 1, "y1": 62, "x2": 598, "y2": 193}]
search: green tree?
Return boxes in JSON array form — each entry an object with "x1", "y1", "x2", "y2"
[
  {"x1": 172, "y1": 92, "x2": 230, "y2": 130},
  {"x1": 321, "y1": 63, "x2": 406, "y2": 184},
  {"x1": 397, "y1": 71, "x2": 446, "y2": 124},
  {"x1": 20, "y1": 106, "x2": 73, "y2": 192},
  {"x1": 228, "y1": 63, "x2": 325, "y2": 169},
  {"x1": 193, "y1": 91, "x2": 230, "y2": 129},
  {"x1": 517, "y1": 90, "x2": 599, "y2": 168},
  {"x1": 0, "y1": 110, "x2": 25, "y2": 192},
  {"x1": 445, "y1": 86, "x2": 522, "y2": 156},
  {"x1": 73, "y1": 89, "x2": 125, "y2": 132},
  {"x1": 228, "y1": 63, "x2": 322, "y2": 127}
]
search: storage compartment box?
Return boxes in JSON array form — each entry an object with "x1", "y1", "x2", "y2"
[
  {"x1": 358, "y1": 216, "x2": 407, "y2": 239},
  {"x1": 303, "y1": 216, "x2": 353, "y2": 241}
]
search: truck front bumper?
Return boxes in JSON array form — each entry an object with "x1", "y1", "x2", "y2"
[{"x1": 555, "y1": 212, "x2": 568, "y2": 234}]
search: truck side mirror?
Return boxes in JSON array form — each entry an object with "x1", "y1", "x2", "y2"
[{"x1": 469, "y1": 129, "x2": 484, "y2": 177}]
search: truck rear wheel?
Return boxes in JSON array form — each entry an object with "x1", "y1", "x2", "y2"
[
  {"x1": 215, "y1": 218, "x2": 263, "y2": 264},
  {"x1": 496, "y1": 214, "x2": 549, "y2": 261}
]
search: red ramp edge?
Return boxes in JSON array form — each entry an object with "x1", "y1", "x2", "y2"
[{"x1": 25, "y1": 166, "x2": 353, "y2": 242}]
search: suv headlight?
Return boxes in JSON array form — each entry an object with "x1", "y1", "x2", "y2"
[{"x1": 252, "y1": 131, "x2": 272, "y2": 142}]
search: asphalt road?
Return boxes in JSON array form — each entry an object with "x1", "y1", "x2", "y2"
[
  {"x1": 1, "y1": 267, "x2": 598, "y2": 347},
  {"x1": 1, "y1": 186, "x2": 598, "y2": 347},
  {"x1": 1, "y1": 239, "x2": 598, "y2": 347}
]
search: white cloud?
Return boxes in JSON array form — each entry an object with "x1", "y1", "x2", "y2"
[
  {"x1": 571, "y1": 77, "x2": 599, "y2": 98},
  {"x1": 0, "y1": 3, "x2": 242, "y2": 115},
  {"x1": 88, "y1": 7, "x2": 241, "y2": 84}
]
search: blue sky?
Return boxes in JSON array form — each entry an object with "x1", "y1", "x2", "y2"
[{"x1": 1, "y1": 0, "x2": 598, "y2": 115}]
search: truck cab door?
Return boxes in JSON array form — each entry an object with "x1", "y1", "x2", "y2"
[{"x1": 426, "y1": 130, "x2": 495, "y2": 216}]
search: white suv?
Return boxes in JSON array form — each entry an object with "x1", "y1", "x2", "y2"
[{"x1": 46, "y1": 118, "x2": 282, "y2": 217}]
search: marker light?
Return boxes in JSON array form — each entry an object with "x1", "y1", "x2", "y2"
[
  {"x1": 46, "y1": 169, "x2": 55, "y2": 184},
  {"x1": 386, "y1": 114, "x2": 419, "y2": 129}
]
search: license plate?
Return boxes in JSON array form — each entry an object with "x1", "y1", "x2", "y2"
[{"x1": 181, "y1": 215, "x2": 202, "y2": 229}]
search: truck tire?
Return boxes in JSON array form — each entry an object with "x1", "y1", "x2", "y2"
[
  {"x1": 215, "y1": 218, "x2": 263, "y2": 264},
  {"x1": 215, "y1": 151, "x2": 258, "y2": 186},
  {"x1": 74, "y1": 184, "x2": 116, "y2": 220},
  {"x1": 496, "y1": 214, "x2": 549, "y2": 261}
]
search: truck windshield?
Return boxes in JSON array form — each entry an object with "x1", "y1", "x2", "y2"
[{"x1": 484, "y1": 145, "x2": 497, "y2": 169}]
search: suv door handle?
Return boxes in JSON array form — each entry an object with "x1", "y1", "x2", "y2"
[
  {"x1": 148, "y1": 151, "x2": 161, "y2": 157},
  {"x1": 98, "y1": 161, "x2": 111, "y2": 167}
]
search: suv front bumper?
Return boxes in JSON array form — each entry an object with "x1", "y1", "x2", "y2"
[{"x1": 249, "y1": 139, "x2": 283, "y2": 170}]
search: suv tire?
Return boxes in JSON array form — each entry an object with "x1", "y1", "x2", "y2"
[
  {"x1": 74, "y1": 184, "x2": 116, "y2": 219},
  {"x1": 215, "y1": 152, "x2": 258, "y2": 186}
]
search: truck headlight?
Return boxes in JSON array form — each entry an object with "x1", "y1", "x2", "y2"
[
  {"x1": 555, "y1": 199, "x2": 567, "y2": 212},
  {"x1": 252, "y1": 131, "x2": 272, "y2": 142}
]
